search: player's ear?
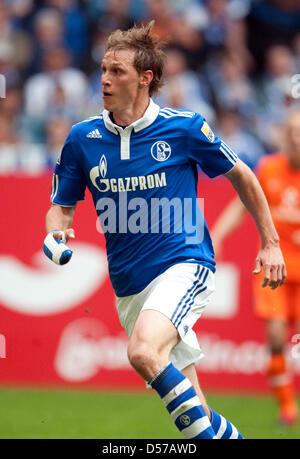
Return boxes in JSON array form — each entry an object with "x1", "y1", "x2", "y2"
[{"x1": 139, "y1": 70, "x2": 153, "y2": 90}]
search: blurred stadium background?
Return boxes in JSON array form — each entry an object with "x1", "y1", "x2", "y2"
[{"x1": 0, "y1": 0, "x2": 300, "y2": 439}]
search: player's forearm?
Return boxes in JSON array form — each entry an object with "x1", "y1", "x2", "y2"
[
  {"x1": 45, "y1": 204, "x2": 76, "y2": 234},
  {"x1": 225, "y1": 160, "x2": 279, "y2": 248}
]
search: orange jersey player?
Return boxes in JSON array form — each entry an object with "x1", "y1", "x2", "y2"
[
  {"x1": 211, "y1": 110, "x2": 300, "y2": 425},
  {"x1": 254, "y1": 152, "x2": 300, "y2": 321}
]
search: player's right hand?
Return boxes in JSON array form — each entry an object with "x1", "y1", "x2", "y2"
[
  {"x1": 52, "y1": 228, "x2": 75, "y2": 243},
  {"x1": 43, "y1": 229, "x2": 75, "y2": 265}
]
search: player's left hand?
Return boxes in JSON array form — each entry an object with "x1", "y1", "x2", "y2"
[{"x1": 253, "y1": 244, "x2": 287, "y2": 289}]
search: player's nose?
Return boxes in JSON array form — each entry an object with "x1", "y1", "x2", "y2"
[{"x1": 101, "y1": 72, "x2": 111, "y2": 87}]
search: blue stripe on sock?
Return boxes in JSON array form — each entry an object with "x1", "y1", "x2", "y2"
[
  {"x1": 166, "y1": 386, "x2": 196, "y2": 414},
  {"x1": 174, "y1": 406, "x2": 206, "y2": 431},
  {"x1": 193, "y1": 427, "x2": 216, "y2": 439},
  {"x1": 223, "y1": 420, "x2": 233, "y2": 438},
  {"x1": 151, "y1": 364, "x2": 217, "y2": 440},
  {"x1": 210, "y1": 408, "x2": 243, "y2": 439},
  {"x1": 149, "y1": 363, "x2": 185, "y2": 398},
  {"x1": 210, "y1": 408, "x2": 221, "y2": 432}
]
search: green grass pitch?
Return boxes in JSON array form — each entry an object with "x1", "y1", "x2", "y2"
[{"x1": 0, "y1": 387, "x2": 299, "y2": 439}]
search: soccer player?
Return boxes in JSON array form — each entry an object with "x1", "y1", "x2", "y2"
[
  {"x1": 44, "y1": 22, "x2": 286, "y2": 439},
  {"x1": 212, "y1": 110, "x2": 300, "y2": 425}
]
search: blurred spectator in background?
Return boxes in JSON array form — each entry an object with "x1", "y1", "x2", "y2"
[
  {"x1": 145, "y1": 0, "x2": 177, "y2": 41},
  {"x1": 169, "y1": 0, "x2": 209, "y2": 32},
  {"x1": 255, "y1": 44, "x2": 299, "y2": 152},
  {"x1": 205, "y1": 50, "x2": 257, "y2": 123},
  {"x1": 217, "y1": 108, "x2": 265, "y2": 170},
  {"x1": 8, "y1": 0, "x2": 37, "y2": 33},
  {"x1": 155, "y1": 47, "x2": 215, "y2": 124},
  {"x1": 247, "y1": 0, "x2": 300, "y2": 73},
  {"x1": 0, "y1": 106, "x2": 46, "y2": 176},
  {"x1": 202, "y1": 0, "x2": 238, "y2": 52},
  {"x1": 93, "y1": 0, "x2": 134, "y2": 33},
  {"x1": 0, "y1": 39, "x2": 21, "y2": 90},
  {"x1": 0, "y1": 3, "x2": 33, "y2": 80},
  {"x1": 44, "y1": 115, "x2": 73, "y2": 169},
  {"x1": 293, "y1": 32, "x2": 300, "y2": 72},
  {"x1": 88, "y1": 0, "x2": 135, "y2": 85},
  {"x1": 0, "y1": 112, "x2": 20, "y2": 174},
  {"x1": 167, "y1": 16, "x2": 205, "y2": 72},
  {"x1": 224, "y1": 13, "x2": 254, "y2": 73},
  {"x1": 145, "y1": 0, "x2": 205, "y2": 72},
  {"x1": 40, "y1": 0, "x2": 89, "y2": 69},
  {"x1": 0, "y1": 0, "x2": 299, "y2": 174},
  {"x1": 260, "y1": 45, "x2": 296, "y2": 111},
  {"x1": 0, "y1": 85, "x2": 43, "y2": 144},
  {"x1": 24, "y1": 46, "x2": 88, "y2": 125},
  {"x1": 85, "y1": 0, "x2": 139, "y2": 24},
  {"x1": 30, "y1": 8, "x2": 66, "y2": 74},
  {"x1": 193, "y1": 0, "x2": 252, "y2": 67}
]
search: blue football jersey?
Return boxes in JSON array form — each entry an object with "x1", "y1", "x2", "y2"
[{"x1": 51, "y1": 99, "x2": 238, "y2": 296}]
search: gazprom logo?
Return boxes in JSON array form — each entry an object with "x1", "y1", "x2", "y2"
[
  {"x1": 151, "y1": 141, "x2": 171, "y2": 162},
  {"x1": 90, "y1": 155, "x2": 109, "y2": 192},
  {"x1": 90, "y1": 152, "x2": 167, "y2": 193}
]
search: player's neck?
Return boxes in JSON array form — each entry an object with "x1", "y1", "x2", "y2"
[{"x1": 111, "y1": 95, "x2": 150, "y2": 127}]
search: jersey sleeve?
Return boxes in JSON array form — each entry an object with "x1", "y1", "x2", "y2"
[
  {"x1": 187, "y1": 113, "x2": 238, "y2": 178},
  {"x1": 50, "y1": 133, "x2": 86, "y2": 206}
]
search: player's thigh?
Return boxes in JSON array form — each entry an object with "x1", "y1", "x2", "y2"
[
  {"x1": 123, "y1": 262, "x2": 215, "y2": 375},
  {"x1": 265, "y1": 318, "x2": 288, "y2": 350},
  {"x1": 129, "y1": 309, "x2": 180, "y2": 356}
]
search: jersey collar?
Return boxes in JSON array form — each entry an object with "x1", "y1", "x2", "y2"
[{"x1": 102, "y1": 98, "x2": 160, "y2": 135}]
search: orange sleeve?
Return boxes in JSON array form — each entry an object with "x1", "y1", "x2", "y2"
[{"x1": 254, "y1": 156, "x2": 268, "y2": 190}]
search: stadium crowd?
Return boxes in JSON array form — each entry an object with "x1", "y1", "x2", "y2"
[{"x1": 0, "y1": 0, "x2": 299, "y2": 174}]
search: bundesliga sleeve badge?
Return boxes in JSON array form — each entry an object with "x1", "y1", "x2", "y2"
[{"x1": 201, "y1": 121, "x2": 215, "y2": 143}]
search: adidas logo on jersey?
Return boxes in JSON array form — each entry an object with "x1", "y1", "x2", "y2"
[{"x1": 86, "y1": 129, "x2": 102, "y2": 139}]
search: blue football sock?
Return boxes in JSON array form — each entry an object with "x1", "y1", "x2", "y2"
[
  {"x1": 148, "y1": 362, "x2": 217, "y2": 439},
  {"x1": 210, "y1": 408, "x2": 243, "y2": 439}
]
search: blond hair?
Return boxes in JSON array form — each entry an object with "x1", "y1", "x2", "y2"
[{"x1": 105, "y1": 21, "x2": 166, "y2": 96}]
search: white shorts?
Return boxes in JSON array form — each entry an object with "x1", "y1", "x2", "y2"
[{"x1": 116, "y1": 262, "x2": 215, "y2": 371}]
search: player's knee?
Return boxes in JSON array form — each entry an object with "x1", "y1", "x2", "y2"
[{"x1": 127, "y1": 341, "x2": 156, "y2": 376}]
